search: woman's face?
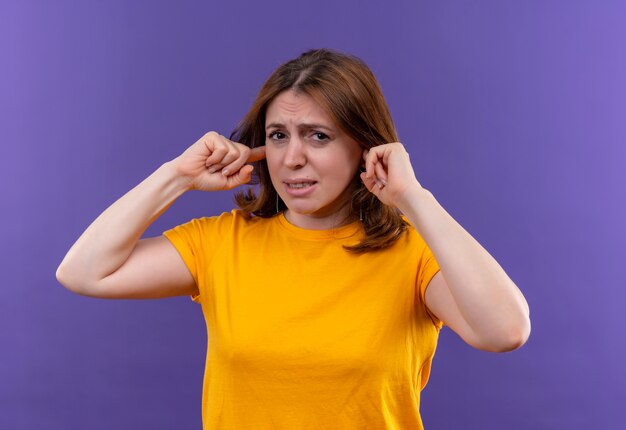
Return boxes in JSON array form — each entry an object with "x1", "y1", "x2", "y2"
[{"x1": 265, "y1": 90, "x2": 362, "y2": 230}]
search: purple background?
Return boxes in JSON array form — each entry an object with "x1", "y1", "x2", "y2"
[{"x1": 2, "y1": 1, "x2": 625, "y2": 429}]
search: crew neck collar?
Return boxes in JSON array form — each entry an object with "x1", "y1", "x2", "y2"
[{"x1": 276, "y1": 212, "x2": 362, "y2": 240}]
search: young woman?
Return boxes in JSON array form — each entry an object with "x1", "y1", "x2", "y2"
[{"x1": 57, "y1": 49, "x2": 530, "y2": 429}]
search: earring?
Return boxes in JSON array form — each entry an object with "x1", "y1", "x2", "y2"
[
  {"x1": 359, "y1": 205, "x2": 363, "y2": 222},
  {"x1": 276, "y1": 194, "x2": 280, "y2": 214}
]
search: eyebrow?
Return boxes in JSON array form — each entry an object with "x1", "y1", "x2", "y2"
[{"x1": 265, "y1": 122, "x2": 334, "y2": 132}]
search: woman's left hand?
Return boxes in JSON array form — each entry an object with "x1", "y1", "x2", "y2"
[{"x1": 361, "y1": 142, "x2": 424, "y2": 209}]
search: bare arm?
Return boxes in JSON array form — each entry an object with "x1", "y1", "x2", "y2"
[
  {"x1": 361, "y1": 143, "x2": 530, "y2": 352},
  {"x1": 56, "y1": 132, "x2": 266, "y2": 299},
  {"x1": 401, "y1": 191, "x2": 530, "y2": 352}
]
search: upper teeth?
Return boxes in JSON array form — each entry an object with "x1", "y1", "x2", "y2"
[{"x1": 288, "y1": 183, "x2": 313, "y2": 189}]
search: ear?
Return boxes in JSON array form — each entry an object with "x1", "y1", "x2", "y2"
[{"x1": 359, "y1": 148, "x2": 367, "y2": 168}]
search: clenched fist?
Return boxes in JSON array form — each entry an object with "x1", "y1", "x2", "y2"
[{"x1": 172, "y1": 131, "x2": 266, "y2": 192}]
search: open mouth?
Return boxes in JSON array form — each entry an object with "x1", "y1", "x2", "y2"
[{"x1": 286, "y1": 181, "x2": 317, "y2": 189}]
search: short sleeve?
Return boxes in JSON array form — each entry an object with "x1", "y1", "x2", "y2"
[
  {"x1": 414, "y1": 232, "x2": 443, "y2": 329},
  {"x1": 162, "y1": 212, "x2": 232, "y2": 303}
]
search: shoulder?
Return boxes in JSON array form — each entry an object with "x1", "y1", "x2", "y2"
[
  {"x1": 396, "y1": 216, "x2": 430, "y2": 250},
  {"x1": 170, "y1": 210, "x2": 277, "y2": 237}
]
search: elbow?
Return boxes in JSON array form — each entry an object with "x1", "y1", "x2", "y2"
[
  {"x1": 56, "y1": 262, "x2": 94, "y2": 297},
  {"x1": 483, "y1": 316, "x2": 532, "y2": 353},
  {"x1": 56, "y1": 263, "x2": 78, "y2": 293}
]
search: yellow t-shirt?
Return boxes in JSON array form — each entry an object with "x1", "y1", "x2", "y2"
[{"x1": 164, "y1": 210, "x2": 442, "y2": 429}]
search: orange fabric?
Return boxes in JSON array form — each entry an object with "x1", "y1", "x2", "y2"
[{"x1": 164, "y1": 210, "x2": 441, "y2": 429}]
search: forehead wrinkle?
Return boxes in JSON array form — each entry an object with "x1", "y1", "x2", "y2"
[
  {"x1": 265, "y1": 122, "x2": 335, "y2": 132},
  {"x1": 265, "y1": 91, "x2": 334, "y2": 131}
]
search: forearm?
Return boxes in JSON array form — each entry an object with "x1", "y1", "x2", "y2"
[
  {"x1": 57, "y1": 161, "x2": 189, "y2": 290},
  {"x1": 397, "y1": 187, "x2": 530, "y2": 338}
]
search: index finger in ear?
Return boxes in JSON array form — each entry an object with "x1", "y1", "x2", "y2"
[
  {"x1": 364, "y1": 149, "x2": 380, "y2": 178},
  {"x1": 247, "y1": 146, "x2": 266, "y2": 162}
]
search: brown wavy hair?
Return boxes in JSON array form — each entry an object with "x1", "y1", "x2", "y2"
[{"x1": 231, "y1": 48, "x2": 408, "y2": 253}]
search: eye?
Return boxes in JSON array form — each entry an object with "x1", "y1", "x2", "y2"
[
  {"x1": 312, "y1": 132, "x2": 330, "y2": 142},
  {"x1": 268, "y1": 131, "x2": 286, "y2": 140}
]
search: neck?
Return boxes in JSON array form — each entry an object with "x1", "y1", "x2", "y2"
[{"x1": 283, "y1": 201, "x2": 356, "y2": 230}]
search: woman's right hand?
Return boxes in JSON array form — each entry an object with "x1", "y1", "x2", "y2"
[{"x1": 173, "y1": 131, "x2": 266, "y2": 192}]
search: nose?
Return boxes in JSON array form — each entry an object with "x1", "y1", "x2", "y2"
[{"x1": 284, "y1": 137, "x2": 306, "y2": 169}]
